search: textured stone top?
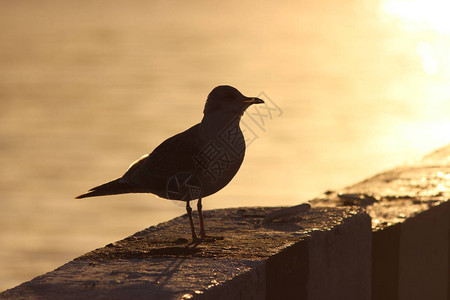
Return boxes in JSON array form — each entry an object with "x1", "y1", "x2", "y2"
[
  {"x1": 0, "y1": 206, "x2": 365, "y2": 300},
  {"x1": 311, "y1": 145, "x2": 450, "y2": 230}
]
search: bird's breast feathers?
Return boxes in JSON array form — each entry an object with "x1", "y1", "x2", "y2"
[{"x1": 123, "y1": 121, "x2": 246, "y2": 198}]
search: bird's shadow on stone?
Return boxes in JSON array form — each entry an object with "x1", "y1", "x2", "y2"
[
  {"x1": 145, "y1": 246, "x2": 201, "y2": 257},
  {"x1": 79, "y1": 238, "x2": 203, "y2": 261}
]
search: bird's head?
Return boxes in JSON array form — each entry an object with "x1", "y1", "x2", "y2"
[{"x1": 203, "y1": 85, "x2": 264, "y2": 116}]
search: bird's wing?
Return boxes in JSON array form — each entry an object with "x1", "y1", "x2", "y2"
[{"x1": 123, "y1": 124, "x2": 202, "y2": 190}]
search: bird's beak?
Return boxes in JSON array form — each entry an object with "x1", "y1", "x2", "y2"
[{"x1": 242, "y1": 97, "x2": 264, "y2": 104}]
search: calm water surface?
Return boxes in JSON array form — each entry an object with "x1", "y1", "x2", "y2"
[{"x1": 1, "y1": 0, "x2": 450, "y2": 291}]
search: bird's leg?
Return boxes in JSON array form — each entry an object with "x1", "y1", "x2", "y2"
[
  {"x1": 197, "y1": 197, "x2": 223, "y2": 242},
  {"x1": 197, "y1": 197, "x2": 206, "y2": 238},
  {"x1": 186, "y1": 200, "x2": 198, "y2": 241}
]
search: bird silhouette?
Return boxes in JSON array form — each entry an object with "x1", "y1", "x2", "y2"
[{"x1": 76, "y1": 85, "x2": 264, "y2": 241}]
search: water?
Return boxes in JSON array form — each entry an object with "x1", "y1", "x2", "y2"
[{"x1": 1, "y1": 0, "x2": 450, "y2": 292}]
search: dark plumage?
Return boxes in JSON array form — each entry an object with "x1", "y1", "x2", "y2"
[{"x1": 76, "y1": 85, "x2": 264, "y2": 241}]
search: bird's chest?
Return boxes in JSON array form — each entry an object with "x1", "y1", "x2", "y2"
[{"x1": 194, "y1": 121, "x2": 246, "y2": 195}]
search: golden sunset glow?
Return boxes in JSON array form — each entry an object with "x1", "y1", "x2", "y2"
[
  {"x1": 2, "y1": 0, "x2": 450, "y2": 292},
  {"x1": 381, "y1": 0, "x2": 450, "y2": 144},
  {"x1": 382, "y1": 0, "x2": 450, "y2": 78},
  {"x1": 416, "y1": 41, "x2": 438, "y2": 75},
  {"x1": 382, "y1": 0, "x2": 450, "y2": 34}
]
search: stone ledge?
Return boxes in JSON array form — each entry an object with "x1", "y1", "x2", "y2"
[
  {"x1": 0, "y1": 206, "x2": 371, "y2": 300},
  {"x1": 311, "y1": 145, "x2": 450, "y2": 300}
]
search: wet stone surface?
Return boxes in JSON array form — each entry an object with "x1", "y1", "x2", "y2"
[{"x1": 312, "y1": 145, "x2": 450, "y2": 231}]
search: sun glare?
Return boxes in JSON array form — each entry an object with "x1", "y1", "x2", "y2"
[
  {"x1": 416, "y1": 41, "x2": 438, "y2": 75},
  {"x1": 381, "y1": 0, "x2": 450, "y2": 78},
  {"x1": 382, "y1": 0, "x2": 450, "y2": 34},
  {"x1": 381, "y1": 0, "x2": 450, "y2": 144}
]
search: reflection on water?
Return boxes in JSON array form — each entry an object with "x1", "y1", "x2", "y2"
[
  {"x1": 382, "y1": 0, "x2": 450, "y2": 34},
  {"x1": 1, "y1": 0, "x2": 450, "y2": 291},
  {"x1": 381, "y1": 0, "x2": 450, "y2": 122}
]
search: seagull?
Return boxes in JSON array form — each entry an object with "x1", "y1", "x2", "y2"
[{"x1": 76, "y1": 85, "x2": 264, "y2": 241}]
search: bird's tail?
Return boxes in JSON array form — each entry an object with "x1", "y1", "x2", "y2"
[{"x1": 75, "y1": 178, "x2": 135, "y2": 199}]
